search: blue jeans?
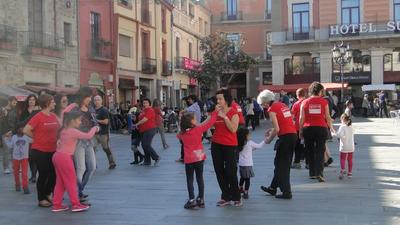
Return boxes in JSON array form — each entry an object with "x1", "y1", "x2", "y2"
[
  {"x1": 141, "y1": 128, "x2": 159, "y2": 164},
  {"x1": 74, "y1": 139, "x2": 96, "y2": 196}
]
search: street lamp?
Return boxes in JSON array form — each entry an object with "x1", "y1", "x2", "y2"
[{"x1": 332, "y1": 41, "x2": 352, "y2": 103}]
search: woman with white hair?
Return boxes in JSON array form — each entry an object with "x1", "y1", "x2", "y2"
[{"x1": 258, "y1": 89, "x2": 297, "y2": 199}]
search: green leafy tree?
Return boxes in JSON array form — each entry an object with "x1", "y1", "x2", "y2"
[{"x1": 187, "y1": 34, "x2": 257, "y2": 90}]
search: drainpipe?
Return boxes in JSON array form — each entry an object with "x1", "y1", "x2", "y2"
[
  {"x1": 54, "y1": 0, "x2": 58, "y2": 87},
  {"x1": 76, "y1": 0, "x2": 81, "y2": 88}
]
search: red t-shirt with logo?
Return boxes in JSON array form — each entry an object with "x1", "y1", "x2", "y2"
[
  {"x1": 291, "y1": 98, "x2": 305, "y2": 131},
  {"x1": 268, "y1": 102, "x2": 296, "y2": 136},
  {"x1": 212, "y1": 107, "x2": 238, "y2": 146},
  {"x1": 28, "y1": 111, "x2": 60, "y2": 152},
  {"x1": 138, "y1": 107, "x2": 156, "y2": 133},
  {"x1": 231, "y1": 101, "x2": 245, "y2": 125},
  {"x1": 301, "y1": 96, "x2": 328, "y2": 128}
]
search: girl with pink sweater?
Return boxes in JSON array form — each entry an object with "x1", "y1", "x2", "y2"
[{"x1": 52, "y1": 111, "x2": 99, "y2": 213}]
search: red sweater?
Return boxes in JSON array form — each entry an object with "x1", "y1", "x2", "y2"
[{"x1": 177, "y1": 111, "x2": 218, "y2": 164}]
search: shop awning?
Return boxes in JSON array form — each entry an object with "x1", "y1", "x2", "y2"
[
  {"x1": 21, "y1": 85, "x2": 79, "y2": 95},
  {"x1": 361, "y1": 84, "x2": 396, "y2": 92},
  {"x1": 0, "y1": 86, "x2": 35, "y2": 101},
  {"x1": 258, "y1": 83, "x2": 349, "y2": 93}
]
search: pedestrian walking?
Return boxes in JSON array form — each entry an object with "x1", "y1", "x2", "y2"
[
  {"x1": 237, "y1": 127, "x2": 267, "y2": 199},
  {"x1": 245, "y1": 98, "x2": 255, "y2": 131},
  {"x1": 153, "y1": 99, "x2": 169, "y2": 149},
  {"x1": 128, "y1": 106, "x2": 144, "y2": 165},
  {"x1": 211, "y1": 89, "x2": 242, "y2": 207},
  {"x1": 258, "y1": 90, "x2": 297, "y2": 199},
  {"x1": 378, "y1": 91, "x2": 389, "y2": 118},
  {"x1": 23, "y1": 94, "x2": 60, "y2": 207},
  {"x1": 291, "y1": 88, "x2": 306, "y2": 169},
  {"x1": 54, "y1": 94, "x2": 69, "y2": 120},
  {"x1": 344, "y1": 100, "x2": 354, "y2": 117},
  {"x1": 299, "y1": 82, "x2": 334, "y2": 182},
  {"x1": 52, "y1": 111, "x2": 98, "y2": 213},
  {"x1": 136, "y1": 98, "x2": 160, "y2": 166},
  {"x1": 4, "y1": 125, "x2": 32, "y2": 194},
  {"x1": 176, "y1": 109, "x2": 218, "y2": 209},
  {"x1": 332, "y1": 114, "x2": 355, "y2": 180},
  {"x1": 0, "y1": 96, "x2": 18, "y2": 174},
  {"x1": 93, "y1": 95, "x2": 116, "y2": 169},
  {"x1": 362, "y1": 94, "x2": 369, "y2": 117}
]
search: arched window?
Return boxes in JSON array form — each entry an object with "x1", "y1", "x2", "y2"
[
  {"x1": 292, "y1": 53, "x2": 312, "y2": 75},
  {"x1": 384, "y1": 54, "x2": 393, "y2": 71},
  {"x1": 284, "y1": 58, "x2": 292, "y2": 75},
  {"x1": 361, "y1": 55, "x2": 371, "y2": 72}
]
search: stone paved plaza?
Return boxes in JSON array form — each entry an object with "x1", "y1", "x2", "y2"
[{"x1": 0, "y1": 118, "x2": 400, "y2": 225}]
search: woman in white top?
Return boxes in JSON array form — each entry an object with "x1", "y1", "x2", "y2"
[
  {"x1": 245, "y1": 98, "x2": 255, "y2": 131},
  {"x1": 333, "y1": 114, "x2": 355, "y2": 179},
  {"x1": 237, "y1": 127, "x2": 268, "y2": 199}
]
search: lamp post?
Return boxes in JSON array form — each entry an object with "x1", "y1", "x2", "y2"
[{"x1": 332, "y1": 42, "x2": 352, "y2": 104}]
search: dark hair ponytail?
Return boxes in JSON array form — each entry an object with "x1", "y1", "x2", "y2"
[
  {"x1": 180, "y1": 112, "x2": 195, "y2": 133},
  {"x1": 237, "y1": 127, "x2": 250, "y2": 152},
  {"x1": 58, "y1": 111, "x2": 82, "y2": 139}
]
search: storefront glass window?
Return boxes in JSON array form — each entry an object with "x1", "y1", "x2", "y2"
[
  {"x1": 313, "y1": 57, "x2": 320, "y2": 74},
  {"x1": 362, "y1": 55, "x2": 371, "y2": 72},
  {"x1": 384, "y1": 54, "x2": 393, "y2": 71},
  {"x1": 284, "y1": 58, "x2": 292, "y2": 75},
  {"x1": 392, "y1": 51, "x2": 400, "y2": 71},
  {"x1": 333, "y1": 49, "x2": 371, "y2": 73},
  {"x1": 292, "y1": 53, "x2": 312, "y2": 75}
]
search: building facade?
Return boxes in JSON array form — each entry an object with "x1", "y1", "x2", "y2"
[
  {"x1": 272, "y1": 0, "x2": 400, "y2": 100},
  {"x1": 0, "y1": 0, "x2": 79, "y2": 88},
  {"x1": 205, "y1": 0, "x2": 273, "y2": 100},
  {"x1": 172, "y1": 0, "x2": 211, "y2": 106},
  {"x1": 79, "y1": 0, "x2": 114, "y2": 105}
]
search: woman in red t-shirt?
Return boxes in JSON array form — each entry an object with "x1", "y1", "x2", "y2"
[
  {"x1": 136, "y1": 99, "x2": 160, "y2": 166},
  {"x1": 210, "y1": 89, "x2": 241, "y2": 207},
  {"x1": 152, "y1": 99, "x2": 169, "y2": 149},
  {"x1": 23, "y1": 94, "x2": 60, "y2": 207},
  {"x1": 299, "y1": 82, "x2": 334, "y2": 182},
  {"x1": 257, "y1": 89, "x2": 297, "y2": 199}
]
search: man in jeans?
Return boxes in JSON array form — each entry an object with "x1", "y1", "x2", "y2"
[
  {"x1": 93, "y1": 95, "x2": 116, "y2": 169},
  {"x1": 0, "y1": 96, "x2": 17, "y2": 174}
]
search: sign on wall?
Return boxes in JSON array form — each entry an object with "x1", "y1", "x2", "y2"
[
  {"x1": 332, "y1": 72, "x2": 371, "y2": 84},
  {"x1": 330, "y1": 21, "x2": 400, "y2": 37}
]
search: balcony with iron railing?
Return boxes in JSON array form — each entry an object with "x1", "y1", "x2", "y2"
[
  {"x1": 89, "y1": 38, "x2": 112, "y2": 61},
  {"x1": 286, "y1": 27, "x2": 315, "y2": 42},
  {"x1": 142, "y1": 57, "x2": 157, "y2": 74},
  {"x1": 175, "y1": 56, "x2": 201, "y2": 71},
  {"x1": 0, "y1": 24, "x2": 17, "y2": 51},
  {"x1": 221, "y1": 11, "x2": 243, "y2": 22},
  {"x1": 21, "y1": 31, "x2": 64, "y2": 58},
  {"x1": 141, "y1": 8, "x2": 152, "y2": 25},
  {"x1": 162, "y1": 61, "x2": 172, "y2": 76}
]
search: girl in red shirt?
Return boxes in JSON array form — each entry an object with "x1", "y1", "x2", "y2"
[
  {"x1": 136, "y1": 99, "x2": 160, "y2": 166},
  {"x1": 211, "y1": 89, "x2": 242, "y2": 207},
  {"x1": 177, "y1": 110, "x2": 218, "y2": 209},
  {"x1": 299, "y1": 82, "x2": 334, "y2": 182},
  {"x1": 257, "y1": 89, "x2": 297, "y2": 200}
]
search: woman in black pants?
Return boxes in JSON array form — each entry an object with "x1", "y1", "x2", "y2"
[
  {"x1": 211, "y1": 89, "x2": 241, "y2": 207},
  {"x1": 257, "y1": 90, "x2": 297, "y2": 199},
  {"x1": 23, "y1": 94, "x2": 60, "y2": 207},
  {"x1": 299, "y1": 82, "x2": 334, "y2": 182}
]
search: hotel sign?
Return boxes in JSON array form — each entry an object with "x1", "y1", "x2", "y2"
[
  {"x1": 332, "y1": 72, "x2": 371, "y2": 84},
  {"x1": 330, "y1": 21, "x2": 400, "y2": 36}
]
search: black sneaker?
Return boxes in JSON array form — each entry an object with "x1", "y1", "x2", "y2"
[
  {"x1": 184, "y1": 199, "x2": 197, "y2": 209},
  {"x1": 243, "y1": 192, "x2": 249, "y2": 199},
  {"x1": 317, "y1": 176, "x2": 326, "y2": 182},
  {"x1": 109, "y1": 163, "x2": 116, "y2": 170},
  {"x1": 196, "y1": 197, "x2": 205, "y2": 208},
  {"x1": 260, "y1": 186, "x2": 276, "y2": 196},
  {"x1": 275, "y1": 192, "x2": 292, "y2": 199}
]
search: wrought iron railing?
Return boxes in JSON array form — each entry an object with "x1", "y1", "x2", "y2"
[
  {"x1": 221, "y1": 11, "x2": 243, "y2": 21},
  {"x1": 89, "y1": 38, "x2": 112, "y2": 60},
  {"x1": 0, "y1": 24, "x2": 17, "y2": 51},
  {"x1": 142, "y1": 57, "x2": 157, "y2": 74},
  {"x1": 21, "y1": 31, "x2": 64, "y2": 58},
  {"x1": 162, "y1": 61, "x2": 172, "y2": 76},
  {"x1": 286, "y1": 27, "x2": 315, "y2": 41}
]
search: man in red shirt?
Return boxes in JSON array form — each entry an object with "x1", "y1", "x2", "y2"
[{"x1": 291, "y1": 88, "x2": 307, "y2": 169}]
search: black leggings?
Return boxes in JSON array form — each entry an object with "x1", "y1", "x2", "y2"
[
  {"x1": 303, "y1": 126, "x2": 328, "y2": 177},
  {"x1": 185, "y1": 161, "x2": 204, "y2": 200},
  {"x1": 30, "y1": 149, "x2": 56, "y2": 202},
  {"x1": 239, "y1": 178, "x2": 250, "y2": 191}
]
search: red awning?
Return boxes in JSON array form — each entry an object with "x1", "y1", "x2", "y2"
[
  {"x1": 20, "y1": 85, "x2": 79, "y2": 95},
  {"x1": 0, "y1": 86, "x2": 35, "y2": 101},
  {"x1": 258, "y1": 83, "x2": 349, "y2": 93}
]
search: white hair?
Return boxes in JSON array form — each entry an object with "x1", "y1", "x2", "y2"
[{"x1": 257, "y1": 89, "x2": 275, "y2": 105}]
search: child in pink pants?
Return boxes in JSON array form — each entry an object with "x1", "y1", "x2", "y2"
[{"x1": 52, "y1": 111, "x2": 99, "y2": 213}]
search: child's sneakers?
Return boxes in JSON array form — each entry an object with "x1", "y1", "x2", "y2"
[
  {"x1": 23, "y1": 187, "x2": 30, "y2": 194},
  {"x1": 71, "y1": 204, "x2": 90, "y2": 212},
  {"x1": 184, "y1": 199, "x2": 197, "y2": 209},
  {"x1": 52, "y1": 205, "x2": 69, "y2": 212},
  {"x1": 216, "y1": 199, "x2": 231, "y2": 207},
  {"x1": 15, "y1": 185, "x2": 21, "y2": 192},
  {"x1": 339, "y1": 170, "x2": 345, "y2": 180},
  {"x1": 196, "y1": 197, "x2": 205, "y2": 208},
  {"x1": 348, "y1": 173, "x2": 353, "y2": 179},
  {"x1": 243, "y1": 192, "x2": 249, "y2": 199},
  {"x1": 233, "y1": 200, "x2": 243, "y2": 207}
]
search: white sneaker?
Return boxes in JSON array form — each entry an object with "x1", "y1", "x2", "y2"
[{"x1": 4, "y1": 169, "x2": 11, "y2": 174}]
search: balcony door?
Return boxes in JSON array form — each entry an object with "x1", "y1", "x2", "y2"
[
  {"x1": 142, "y1": 31, "x2": 150, "y2": 59},
  {"x1": 292, "y1": 3, "x2": 309, "y2": 40},
  {"x1": 341, "y1": 0, "x2": 359, "y2": 25},
  {"x1": 227, "y1": 0, "x2": 237, "y2": 20}
]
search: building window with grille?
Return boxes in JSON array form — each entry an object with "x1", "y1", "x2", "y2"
[
  {"x1": 394, "y1": 0, "x2": 400, "y2": 21},
  {"x1": 90, "y1": 12, "x2": 100, "y2": 40},
  {"x1": 64, "y1": 22, "x2": 71, "y2": 45},
  {"x1": 265, "y1": 31, "x2": 272, "y2": 60},
  {"x1": 119, "y1": 34, "x2": 132, "y2": 57},
  {"x1": 292, "y1": 3, "x2": 309, "y2": 40},
  {"x1": 341, "y1": 0, "x2": 359, "y2": 25},
  {"x1": 226, "y1": 33, "x2": 241, "y2": 53},
  {"x1": 265, "y1": 0, "x2": 272, "y2": 19},
  {"x1": 262, "y1": 72, "x2": 272, "y2": 85},
  {"x1": 227, "y1": 0, "x2": 238, "y2": 20},
  {"x1": 189, "y1": 3, "x2": 195, "y2": 18}
]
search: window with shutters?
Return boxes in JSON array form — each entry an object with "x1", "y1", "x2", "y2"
[{"x1": 119, "y1": 34, "x2": 132, "y2": 57}]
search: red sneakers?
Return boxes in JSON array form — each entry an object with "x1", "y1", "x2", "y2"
[
  {"x1": 71, "y1": 204, "x2": 90, "y2": 212},
  {"x1": 52, "y1": 205, "x2": 69, "y2": 212}
]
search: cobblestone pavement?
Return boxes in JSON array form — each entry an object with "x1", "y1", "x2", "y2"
[{"x1": 0, "y1": 118, "x2": 399, "y2": 225}]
